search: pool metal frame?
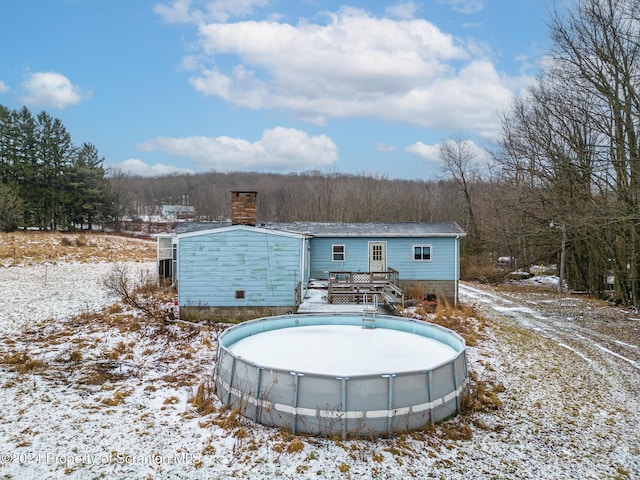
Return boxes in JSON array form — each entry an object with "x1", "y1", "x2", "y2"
[{"x1": 213, "y1": 313, "x2": 469, "y2": 438}]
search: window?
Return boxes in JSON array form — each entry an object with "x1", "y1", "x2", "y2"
[
  {"x1": 371, "y1": 244, "x2": 383, "y2": 261},
  {"x1": 332, "y1": 245, "x2": 345, "y2": 261},
  {"x1": 235, "y1": 290, "x2": 246, "y2": 299},
  {"x1": 413, "y1": 245, "x2": 432, "y2": 261}
]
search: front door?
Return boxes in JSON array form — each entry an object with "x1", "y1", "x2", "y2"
[{"x1": 369, "y1": 242, "x2": 386, "y2": 274}]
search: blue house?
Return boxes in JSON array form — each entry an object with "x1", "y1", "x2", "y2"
[{"x1": 157, "y1": 191, "x2": 465, "y2": 322}]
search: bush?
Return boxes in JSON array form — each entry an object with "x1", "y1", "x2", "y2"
[
  {"x1": 102, "y1": 263, "x2": 171, "y2": 322},
  {"x1": 460, "y1": 255, "x2": 508, "y2": 284}
]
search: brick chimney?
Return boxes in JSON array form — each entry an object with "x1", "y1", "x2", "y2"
[{"x1": 230, "y1": 191, "x2": 257, "y2": 225}]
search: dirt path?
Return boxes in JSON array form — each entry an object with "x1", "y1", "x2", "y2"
[
  {"x1": 459, "y1": 282, "x2": 640, "y2": 479},
  {"x1": 461, "y1": 282, "x2": 640, "y2": 378}
]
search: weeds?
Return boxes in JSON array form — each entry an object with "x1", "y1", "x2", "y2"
[
  {"x1": 212, "y1": 406, "x2": 245, "y2": 432},
  {"x1": 286, "y1": 438, "x2": 304, "y2": 453},
  {"x1": 0, "y1": 231, "x2": 155, "y2": 265},
  {"x1": 423, "y1": 301, "x2": 485, "y2": 347},
  {"x1": 102, "y1": 262, "x2": 173, "y2": 322},
  {"x1": 1, "y1": 351, "x2": 48, "y2": 374},
  {"x1": 459, "y1": 372, "x2": 504, "y2": 416},
  {"x1": 102, "y1": 388, "x2": 133, "y2": 406},
  {"x1": 188, "y1": 381, "x2": 217, "y2": 415}
]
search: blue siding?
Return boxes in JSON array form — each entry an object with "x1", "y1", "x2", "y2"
[
  {"x1": 178, "y1": 228, "x2": 304, "y2": 307},
  {"x1": 309, "y1": 237, "x2": 370, "y2": 276},
  {"x1": 387, "y1": 237, "x2": 458, "y2": 281},
  {"x1": 309, "y1": 236, "x2": 458, "y2": 281}
]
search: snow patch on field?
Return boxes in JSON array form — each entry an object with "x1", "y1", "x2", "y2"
[{"x1": 0, "y1": 261, "x2": 638, "y2": 479}]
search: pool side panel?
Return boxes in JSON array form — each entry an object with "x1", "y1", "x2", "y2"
[{"x1": 214, "y1": 314, "x2": 469, "y2": 437}]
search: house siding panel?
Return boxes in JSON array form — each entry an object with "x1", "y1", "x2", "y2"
[
  {"x1": 387, "y1": 237, "x2": 459, "y2": 281},
  {"x1": 309, "y1": 236, "x2": 458, "y2": 281},
  {"x1": 178, "y1": 228, "x2": 303, "y2": 307}
]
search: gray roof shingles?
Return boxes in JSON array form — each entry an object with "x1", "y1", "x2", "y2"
[{"x1": 173, "y1": 221, "x2": 466, "y2": 237}]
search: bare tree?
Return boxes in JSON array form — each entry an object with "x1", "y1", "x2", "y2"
[
  {"x1": 493, "y1": 0, "x2": 640, "y2": 304},
  {"x1": 440, "y1": 135, "x2": 483, "y2": 254}
]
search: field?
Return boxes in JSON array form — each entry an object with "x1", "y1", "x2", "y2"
[{"x1": 0, "y1": 232, "x2": 638, "y2": 479}]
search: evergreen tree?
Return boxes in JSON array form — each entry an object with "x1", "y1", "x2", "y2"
[
  {"x1": 68, "y1": 143, "x2": 107, "y2": 230},
  {"x1": 36, "y1": 111, "x2": 74, "y2": 229},
  {"x1": 11, "y1": 107, "x2": 39, "y2": 227},
  {"x1": 0, "y1": 183, "x2": 22, "y2": 231},
  {"x1": 0, "y1": 104, "x2": 109, "y2": 231}
]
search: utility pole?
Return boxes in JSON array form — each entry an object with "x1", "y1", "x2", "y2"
[{"x1": 550, "y1": 222, "x2": 566, "y2": 293}]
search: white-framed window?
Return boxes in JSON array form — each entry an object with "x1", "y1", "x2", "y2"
[
  {"x1": 332, "y1": 244, "x2": 345, "y2": 261},
  {"x1": 371, "y1": 244, "x2": 383, "y2": 262},
  {"x1": 413, "y1": 244, "x2": 432, "y2": 261}
]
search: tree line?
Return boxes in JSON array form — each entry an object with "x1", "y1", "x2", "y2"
[
  {"x1": 0, "y1": 105, "x2": 108, "y2": 231},
  {"x1": 492, "y1": 0, "x2": 640, "y2": 304}
]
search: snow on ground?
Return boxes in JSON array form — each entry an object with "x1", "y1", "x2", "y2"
[
  {"x1": 228, "y1": 325, "x2": 457, "y2": 376},
  {"x1": 0, "y1": 239, "x2": 639, "y2": 479},
  {"x1": 0, "y1": 262, "x2": 132, "y2": 336}
]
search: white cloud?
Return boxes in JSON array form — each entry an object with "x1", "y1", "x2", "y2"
[
  {"x1": 385, "y1": 1, "x2": 420, "y2": 19},
  {"x1": 0, "y1": 81, "x2": 9, "y2": 94},
  {"x1": 407, "y1": 138, "x2": 490, "y2": 165},
  {"x1": 182, "y1": 6, "x2": 524, "y2": 137},
  {"x1": 108, "y1": 159, "x2": 195, "y2": 177},
  {"x1": 154, "y1": 0, "x2": 269, "y2": 24},
  {"x1": 203, "y1": 0, "x2": 270, "y2": 22},
  {"x1": 154, "y1": 0, "x2": 195, "y2": 24},
  {"x1": 137, "y1": 127, "x2": 338, "y2": 172},
  {"x1": 375, "y1": 142, "x2": 396, "y2": 153},
  {"x1": 21, "y1": 72, "x2": 88, "y2": 109},
  {"x1": 438, "y1": 0, "x2": 485, "y2": 15},
  {"x1": 407, "y1": 142, "x2": 442, "y2": 163}
]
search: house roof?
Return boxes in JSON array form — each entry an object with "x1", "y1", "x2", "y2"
[
  {"x1": 173, "y1": 221, "x2": 466, "y2": 238},
  {"x1": 273, "y1": 222, "x2": 465, "y2": 237},
  {"x1": 174, "y1": 223, "x2": 308, "y2": 240}
]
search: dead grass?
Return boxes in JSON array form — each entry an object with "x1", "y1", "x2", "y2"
[
  {"x1": 210, "y1": 406, "x2": 246, "y2": 434},
  {"x1": 69, "y1": 350, "x2": 83, "y2": 362},
  {"x1": 286, "y1": 438, "x2": 305, "y2": 453},
  {"x1": 0, "y1": 231, "x2": 155, "y2": 265},
  {"x1": 461, "y1": 373, "x2": 505, "y2": 415},
  {"x1": 188, "y1": 381, "x2": 217, "y2": 416},
  {"x1": 102, "y1": 387, "x2": 134, "y2": 406},
  {"x1": 1, "y1": 351, "x2": 48, "y2": 374},
  {"x1": 418, "y1": 301, "x2": 486, "y2": 347},
  {"x1": 78, "y1": 363, "x2": 129, "y2": 386}
]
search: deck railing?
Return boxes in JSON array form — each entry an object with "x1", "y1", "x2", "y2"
[{"x1": 327, "y1": 268, "x2": 403, "y2": 308}]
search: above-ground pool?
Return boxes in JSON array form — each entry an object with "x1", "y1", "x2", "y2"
[{"x1": 214, "y1": 314, "x2": 469, "y2": 438}]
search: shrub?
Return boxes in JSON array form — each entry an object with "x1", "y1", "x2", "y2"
[
  {"x1": 188, "y1": 381, "x2": 217, "y2": 415},
  {"x1": 103, "y1": 263, "x2": 173, "y2": 322},
  {"x1": 460, "y1": 255, "x2": 508, "y2": 284}
]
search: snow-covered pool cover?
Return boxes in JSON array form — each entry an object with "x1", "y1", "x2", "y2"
[{"x1": 228, "y1": 324, "x2": 457, "y2": 376}]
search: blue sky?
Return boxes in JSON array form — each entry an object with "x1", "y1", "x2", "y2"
[{"x1": 0, "y1": 0, "x2": 555, "y2": 180}]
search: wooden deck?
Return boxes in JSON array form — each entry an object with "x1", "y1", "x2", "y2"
[
  {"x1": 327, "y1": 270, "x2": 404, "y2": 311},
  {"x1": 297, "y1": 279, "x2": 400, "y2": 315}
]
